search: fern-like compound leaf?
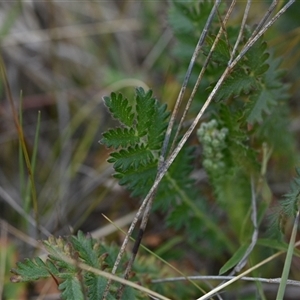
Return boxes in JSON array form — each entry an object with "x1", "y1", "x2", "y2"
[
  {"x1": 103, "y1": 93, "x2": 134, "y2": 127},
  {"x1": 101, "y1": 87, "x2": 170, "y2": 197}
]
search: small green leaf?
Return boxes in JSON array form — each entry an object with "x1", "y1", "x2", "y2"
[
  {"x1": 148, "y1": 104, "x2": 170, "y2": 150},
  {"x1": 71, "y1": 231, "x2": 101, "y2": 268},
  {"x1": 43, "y1": 236, "x2": 77, "y2": 273},
  {"x1": 214, "y1": 71, "x2": 258, "y2": 102},
  {"x1": 85, "y1": 273, "x2": 107, "y2": 300},
  {"x1": 255, "y1": 63, "x2": 269, "y2": 76},
  {"x1": 46, "y1": 260, "x2": 60, "y2": 276},
  {"x1": 244, "y1": 37, "x2": 269, "y2": 75},
  {"x1": 59, "y1": 276, "x2": 84, "y2": 300},
  {"x1": 246, "y1": 88, "x2": 275, "y2": 124},
  {"x1": 117, "y1": 160, "x2": 158, "y2": 197},
  {"x1": 11, "y1": 258, "x2": 50, "y2": 282},
  {"x1": 204, "y1": 36, "x2": 231, "y2": 65},
  {"x1": 101, "y1": 128, "x2": 139, "y2": 149},
  {"x1": 219, "y1": 244, "x2": 249, "y2": 275},
  {"x1": 168, "y1": 3, "x2": 195, "y2": 35},
  {"x1": 136, "y1": 88, "x2": 156, "y2": 137},
  {"x1": 108, "y1": 145, "x2": 154, "y2": 171},
  {"x1": 104, "y1": 93, "x2": 134, "y2": 127},
  {"x1": 121, "y1": 286, "x2": 138, "y2": 300}
]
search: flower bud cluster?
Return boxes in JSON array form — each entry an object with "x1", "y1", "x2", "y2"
[{"x1": 197, "y1": 119, "x2": 228, "y2": 174}]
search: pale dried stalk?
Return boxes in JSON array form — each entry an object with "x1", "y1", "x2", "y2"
[
  {"x1": 228, "y1": 0, "x2": 251, "y2": 64},
  {"x1": 172, "y1": 0, "x2": 236, "y2": 152}
]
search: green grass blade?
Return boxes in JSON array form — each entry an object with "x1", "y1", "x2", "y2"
[
  {"x1": 276, "y1": 209, "x2": 300, "y2": 300},
  {"x1": 24, "y1": 111, "x2": 41, "y2": 212}
]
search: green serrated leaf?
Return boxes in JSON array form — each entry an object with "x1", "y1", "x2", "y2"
[
  {"x1": 244, "y1": 41, "x2": 268, "y2": 71},
  {"x1": 59, "y1": 276, "x2": 84, "y2": 300},
  {"x1": 148, "y1": 104, "x2": 170, "y2": 150},
  {"x1": 101, "y1": 128, "x2": 139, "y2": 149},
  {"x1": 47, "y1": 255, "x2": 77, "y2": 274},
  {"x1": 204, "y1": 36, "x2": 231, "y2": 65},
  {"x1": 246, "y1": 56, "x2": 287, "y2": 125},
  {"x1": 135, "y1": 88, "x2": 156, "y2": 137},
  {"x1": 215, "y1": 71, "x2": 258, "y2": 102},
  {"x1": 255, "y1": 63, "x2": 269, "y2": 76},
  {"x1": 246, "y1": 88, "x2": 275, "y2": 124},
  {"x1": 46, "y1": 260, "x2": 60, "y2": 276},
  {"x1": 11, "y1": 257, "x2": 50, "y2": 282},
  {"x1": 117, "y1": 160, "x2": 158, "y2": 197},
  {"x1": 85, "y1": 273, "x2": 107, "y2": 300},
  {"x1": 108, "y1": 145, "x2": 154, "y2": 171},
  {"x1": 168, "y1": 3, "x2": 195, "y2": 35},
  {"x1": 121, "y1": 286, "x2": 138, "y2": 300},
  {"x1": 71, "y1": 231, "x2": 101, "y2": 268},
  {"x1": 43, "y1": 236, "x2": 78, "y2": 274},
  {"x1": 241, "y1": 27, "x2": 270, "y2": 74},
  {"x1": 43, "y1": 236, "x2": 69, "y2": 258},
  {"x1": 166, "y1": 204, "x2": 190, "y2": 230},
  {"x1": 171, "y1": 0, "x2": 215, "y2": 34},
  {"x1": 104, "y1": 93, "x2": 134, "y2": 127},
  {"x1": 219, "y1": 244, "x2": 249, "y2": 275}
]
